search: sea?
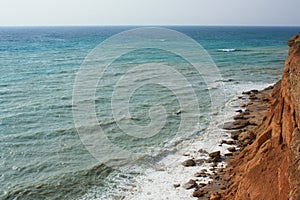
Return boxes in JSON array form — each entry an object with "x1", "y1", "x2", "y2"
[{"x1": 0, "y1": 26, "x2": 299, "y2": 200}]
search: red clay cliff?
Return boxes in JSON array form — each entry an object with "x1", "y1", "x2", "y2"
[{"x1": 221, "y1": 34, "x2": 300, "y2": 199}]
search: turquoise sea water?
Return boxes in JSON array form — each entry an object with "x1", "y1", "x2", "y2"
[{"x1": 0, "y1": 26, "x2": 299, "y2": 199}]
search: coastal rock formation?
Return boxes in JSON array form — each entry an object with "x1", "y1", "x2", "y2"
[{"x1": 222, "y1": 34, "x2": 300, "y2": 199}]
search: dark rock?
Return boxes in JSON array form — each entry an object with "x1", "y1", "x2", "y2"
[
  {"x1": 173, "y1": 183, "x2": 180, "y2": 188},
  {"x1": 225, "y1": 153, "x2": 233, "y2": 157},
  {"x1": 192, "y1": 188, "x2": 205, "y2": 197},
  {"x1": 208, "y1": 151, "x2": 222, "y2": 162},
  {"x1": 223, "y1": 120, "x2": 249, "y2": 130},
  {"x1": 242, "y1": 91, "x2": 251, "y2": 95},
  {"x1": 183, "y1": 179, "x2": 197, "y2": 189},
  {"x1": 198, "y1": 183, "x2": 207, "y2": 187},
  {"x1": 263, "y1": 98, "x2": 269, "y2": 102},
  {"x1": 265, "y1": 85, "x2": 273, "y2": 90},
  {"x1": 182, "y1": 159, "x2": 196, "y2": 167},
  {"x1": 231, "y1": 130, "x2": 242, "y2": 140},
  {"x1": 243, "y1": 110, "x2": 251, "y2": 115},
  {"x1": 228, "y1": 147, "x2": 236, "y2": 152},
  {"x1": 175, "y1": 109, "x2": 182, "y2": 115},
  {"x1": 209, "y1": 151, "x2": 220, "y2": 158},
  {"x1": 221, "y1": 140, "x2": 235, "y2": 145},
  {"x1": 194, "y1": 172, "x2": 207, "y2": 178},
  {"x1": 242, "y1": 89, "x2": 258, "y2": 95}
]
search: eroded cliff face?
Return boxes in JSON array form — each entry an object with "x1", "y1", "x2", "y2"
[{"x1": 222, "y1": 34, "x2": 300, "y2": 200}]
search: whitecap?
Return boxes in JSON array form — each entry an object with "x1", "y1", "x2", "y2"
[{"x1": 217, "y1": 48, "x2": 236, "y2": 52}]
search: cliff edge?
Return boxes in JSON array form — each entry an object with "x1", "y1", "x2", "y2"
[{"x1": 222, "y1": 34, "x2": 300, "y2": 200}]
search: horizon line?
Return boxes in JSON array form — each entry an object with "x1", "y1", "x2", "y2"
[{"x1": 0, "y1": 24, "x2": 300, "y2": 27}]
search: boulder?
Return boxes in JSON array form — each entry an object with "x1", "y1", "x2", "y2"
[
  {"x1": 182, "y1": 159, "x2": 196, "y2": 167},
  {"x1": 183, "y1": 179, "x2": 197, "y2": 189},
  {"x1": 228, "y1": 147, "x2": 236, "y2": 152}
]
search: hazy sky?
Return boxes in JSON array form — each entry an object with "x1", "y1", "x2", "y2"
[{"x1": 0, "y1": 0, "x2": 299, "y2": 26}]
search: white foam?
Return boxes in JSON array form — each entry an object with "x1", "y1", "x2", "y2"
[
  {"x1": 217, "y1": 48, "x2": 236, "y2": 52},
  {"x1": 122, "y1": 81, "x2": 274, "y2": 200},
  {"x1": 78, "y1": 81, "x2": 275, "y2": 200}
]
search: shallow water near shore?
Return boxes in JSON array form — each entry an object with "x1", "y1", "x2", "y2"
[{"x1": 0, "y1": 26, "x2": 299, "y2": 199}]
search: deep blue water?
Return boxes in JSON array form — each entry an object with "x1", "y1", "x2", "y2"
[{"x1": 0, "y1": 26, "x2": 299, "y2": 199}]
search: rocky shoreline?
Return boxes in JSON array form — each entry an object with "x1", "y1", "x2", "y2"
[
  {"x1": 179, "y1": 85, "x2": 274, "y2": 199},
  {"x1": 179, "y1": 33, "x2": 300, "y2": 199}
]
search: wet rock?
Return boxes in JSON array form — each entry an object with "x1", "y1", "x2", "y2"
[
  {"x1": 251, "y1": 89, "x2": 259, "y2": 94},
  {"x1": 173, "y1": 183, "x2": 180, "y2": 188},
  {"x1": 183, "y1": 179, "x2": 197, "y2": 189},
  {"x1": 241, "y1": 103, "x2": 247, "y2": 108},
  {"x1": 175, "y1": 109, "x2": 182, "y2": 115},
  {"x1": 198, "y1": 182, "x2": 207, "y2": 187},
  {"x1": 228, "y1": 147, "x2": 236, "y2": 152},
  {"x1": 221, "y1": 140, "x2": 235, "y2": 145},
  {"x1": 242, "y1": 91, "x2": 251, "y2": 95},
  {"x1": 208, "y1": 151, "x2": 222, "y2": 162},
  {"x1": 182, "y1": 159, "x2": 196, "y2": 167},
  {"x1": 231, "y1": 130, "x2": 242, "y2": 140},
  {"x1": 209, "y1": 151, "x2": 220, "y2": 158},
  {"x1": 194, "y1": 172, "x2": 207, "y2": 178},
  {"x1": 223, "y1": 120, "x2": 249, "y2": 130},
  {"x1": 225, "y1": 153, "x2": 233, "y2": 157},
  {"x1": 234, "y1": 113, "x2": 246, "y2": 120}
]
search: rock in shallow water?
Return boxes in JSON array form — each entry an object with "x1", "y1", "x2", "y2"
[
  {"x1": 181, "y1": 159, "x2": 196, "y2": 167},
  {"x1": 209, "y1": 151, "x2": 220, "y2": 158},
  {"x1": 228, "y1": 147, "x2": 236, "y2": 152},
  {"x1": 183, "y1": 179, "x2": 198, "y2": 189}
]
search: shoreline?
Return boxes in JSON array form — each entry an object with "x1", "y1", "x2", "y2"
[
  {"x1": 187, "y1": 33, "x2": 300, "y2": 199},
  {"x1": 186, "y1": 84, "x2": 275, "y2": 199},
  {"x1": 120, "y1": 82, "x2": 275, "y2": 200}
]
